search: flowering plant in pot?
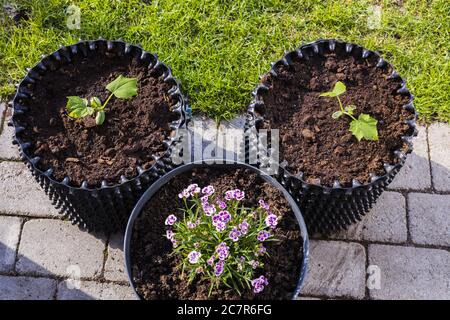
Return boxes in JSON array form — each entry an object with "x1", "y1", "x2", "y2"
[{"x1": 124, "y1": 161, "x2": 309, "y2": 300}]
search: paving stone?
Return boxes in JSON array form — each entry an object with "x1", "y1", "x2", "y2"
[
  {"x1": 329, "y1": 192, "x2": 407, "y2": 243},
  {"x1": 0, "y1": 275, "x2": 57, "y2": 300},
  {"x1": 0, "y1": 161, "x2": 59, "y2": 217},
  {"x1": 368, "y1": 245, "x2": 450, "y2": 300},
  {"x1": 57, "y1": 280, "x2": 137, "y2": 300},
  {"x1": 17, "y1": 219, "x2": 105, "y2": 278},
  {"x1": 389, "y1": 126, "x2": 431, "y2": 190},
  {"x1": 104, "y1": 233, "x2": 128, "y2": 282},
  {"x1": 184, "y1": 115, "x2": 246, "y2": 164},
  {"x1": 408, "y1": 193, "x2": 450, "y2": 247},
  {"x1": 0, "y1": 216, "x2": 22, "y2": 273},
  {"x1": 301, "y1": 240, "x2": 366, "y2": 299},
  {"x1": 0, "y1": 109, "x2": 20, "y2": 160},
  {"x1": 428, "y1": 123, "x2": 450, "y2": 191}
]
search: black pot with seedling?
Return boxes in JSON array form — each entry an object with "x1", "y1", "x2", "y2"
[
  {"x1": 246, "y1": 39, "x2": 416, "y2": 234},
  {"x1": 10, "y1": 39, "x2": 188, "y2": 233}
]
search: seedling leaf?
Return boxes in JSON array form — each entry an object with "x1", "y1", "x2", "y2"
[
  {"x1": 349, "y1": 113, "x2": 379, "y2": 141},
  {"x1": 332, "y1": 111, "x2": 343, "y2": 119},
  {"x1": 345, "y1": 105, "x2": 355, "y2": 115},
  {"x1": 106, "y1": 75, "x2": 138, "y2": 99},
  {"x1": 90, "y1": 97, "x2": 102, "y2": 110},
  {"x1": 66, "y1": 96, "x2": 91, "y2": 118},
  {"x1": 319, "y1": 81, "x2": 346, "y2": 97},
  {"x1": 66, "y1": 96, "x2": 87, "y2": 112},
  {"x1": 95, "y1": 111, "x2": 105, "y2": 125}
]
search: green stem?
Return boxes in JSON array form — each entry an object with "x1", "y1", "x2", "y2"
[
  {"x1": 101, "y1": 92, "x2": 114, "y2": 110},
  {"x1": 337, "y1": 96, "x2": 357, "y2": 121},
  {"x1": 336, "y1": 96, "x2": 345, "y2": 113}
]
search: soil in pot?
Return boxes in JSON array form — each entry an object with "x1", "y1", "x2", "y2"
[
  {"x1": 17, "y1": 51, "x2": 178, "y2": 187},
  {"x1": 259, "y1": 50, "x2": 414, "y2": 187},
  {"x1": 130, "y1": 167, "x2": 303, "y2": 300}
]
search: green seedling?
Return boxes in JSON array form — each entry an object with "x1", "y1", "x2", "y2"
[
  {"x1": 66, "y1": 75, "x2": 138, "y2": 125},
  {"x1": 320, "y1": 81, "x2": 378, "y2": 141}
]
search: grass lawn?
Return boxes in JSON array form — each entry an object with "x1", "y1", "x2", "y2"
[{"x1": 0, "y1": 0, "x2": 449, "y2": 122}]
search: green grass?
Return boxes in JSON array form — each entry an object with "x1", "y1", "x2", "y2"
[{"x1": 0, "y1": 0, "x2": 449, "y2": 122}]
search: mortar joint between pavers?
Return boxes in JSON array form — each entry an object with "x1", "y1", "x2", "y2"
[
  {"x1": 424, "y1": 124, "x2": 436, "y2": 191},
  {"x1": 402, "y1": 191, "x2": 413, "y2": 244},
  {"x1": 1, "y1": 269, "x2": 130, "y2": 285},
  {"x1": 99, "y1": 233, "x2": 112, "y2": 280},
  {"x1": 12, "y1": 218, "x2": 27, "y2": 274},
  {"x1": 363, "y1": 243, "x2": 370, "y2": 300},
  {"x1": 311, "y1": 237, "x2": 450, "y2": 252}
]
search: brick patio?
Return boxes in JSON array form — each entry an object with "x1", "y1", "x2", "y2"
[{"x1": 0, "y1": 103, "x2": 449, "y2": 300}]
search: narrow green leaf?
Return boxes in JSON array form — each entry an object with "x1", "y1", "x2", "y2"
[
  {"x1": 349, "y1": 113, "x2": 379, "y2": 141},
  {"x1": 95, "y1": 111, "x2": 105, "y2": 125},
  {"x1": 106, "y1": 75, "x2": 138, "y2": 99}
]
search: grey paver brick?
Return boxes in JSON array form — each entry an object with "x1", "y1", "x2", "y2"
[
  {"x1": 0, "y1": 161, "x2": 59, "y2": 217},
  {"x1": 301, "y1": 240, "x2": 366, "y2": 299},
  {"x1": 389, "y1": 126, "x2": 431, "y2": 190},
  {"x1": 57, "y1": 280, "x2": 137, "y2": 300},
  {"x1": 0, "y1": 275, "x2": 57, "y2": 300},
  {"x1": 104, "y1": 233, "x2": 128, "y2": 282},
  {"x1": 329, "y1": 192, "x2": 407, "y2": 243},
  {"x1": 408, "y1": 193, "x2": 450, "y2": 247},
  {"x1": 368, "y1": 244, "x2": 450, "y2": 300},
  {"x1": 0, "y1": 109, "x2": 20, "y2": 160},
  {"x1": 16, "y1": 219, "x2": 105, "y2": 278},
  {"x1": 0, "y1": 216, "x2": 22, "y2": 272},
  {"x1": 428, "y1": 123, "x2": 450, "y2": 191}
]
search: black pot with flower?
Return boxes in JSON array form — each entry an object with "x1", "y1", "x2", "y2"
[{"x1": 124, "y1": 160, "x2": 309, "y2": 300}]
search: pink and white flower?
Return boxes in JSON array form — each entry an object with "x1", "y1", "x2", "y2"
[
  {"x1": 234, "y1": 189, "x2": 245, "y2": 201},
  {"x1": 187, "y1": 250, "x2": 201, "y2": 264},
  {"x1": 251, "y1": 275, "x2": 268, "y2": 293},
  {"x1": 265, "y1": 213, "x2": 278, "y2": 229},
  {"x1": 165, "y1": 214, "x2": 177, "y2": 226},
  {"x1": 229, "y1": 227, "x2": 241, "y2": 242},
  {"x1": 202, "y1": 185, "x2": 215, "y2": 196},
  {"x1": 257, "y1": 230, "x2": 270, "y2": 242},
  {"x1": 239, "y1": 220, "x2": 250, "y2": 235}
]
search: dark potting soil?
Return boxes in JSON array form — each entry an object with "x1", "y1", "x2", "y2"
[
  {"x1": 17, "y1": 51, "x2": 178, "y2": 187},
  {"x1": 131, "y1": 167, "x2": 303, "y2": 300},
  {"x1": 259, "y1": 51, "x2": 414, "y2": 187}
]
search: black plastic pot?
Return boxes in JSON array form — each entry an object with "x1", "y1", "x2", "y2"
[
  {"x1": 124, "y1": 160, "x2": 309, "y2": 300},
  {"x1": 246, "y1": 39, "x2": 417, "y2": 234},
  {"x1": 10, "y1": 39, "x2": 189, "y2": 233}
]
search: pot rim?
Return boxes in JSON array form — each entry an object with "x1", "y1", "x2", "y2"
[
  {"x1": 247, "y1": 38, "x2": 417, "y2": 193},
  {"x1": 11, "y1": 39, "x2": 188, "y2": 191},
  {"x1": 124, "y1": 159, "x2": 310, "y2": 300}
]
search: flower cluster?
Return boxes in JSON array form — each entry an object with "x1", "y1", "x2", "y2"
[{"x1": 165, "y1": 183, "x2": 281, "y2": 295}]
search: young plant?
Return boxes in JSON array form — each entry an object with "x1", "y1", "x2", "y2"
[
  {"x1": 165, "y1": 184, "x2": 281, "y2": 296},
  {"x1": 66, "y1": 75, "x2": 137, "y2": 125},
  {"x1": 319, "y1": 81, "x2": 378, "y2": 141}
]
